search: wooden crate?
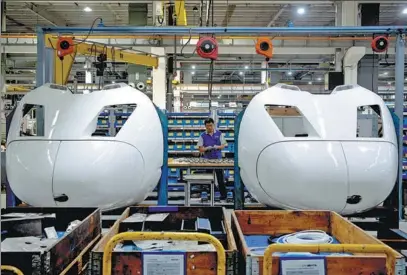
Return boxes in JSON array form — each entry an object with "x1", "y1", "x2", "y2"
[
  {"x1": 1, "y1": 207, "x2": 101, "y2": 275},
  {"x1": 90, "y1": 206, "x2": 238, "y2": 275},
  {"x1": 231, "y1": 210, "x2": 404, "y2": 275}
]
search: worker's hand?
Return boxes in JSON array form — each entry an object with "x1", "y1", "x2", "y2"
[{"x1": 205, "y1": 146, "x2": 214, "y2": 151}]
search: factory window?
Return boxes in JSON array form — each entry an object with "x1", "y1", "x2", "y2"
[
  {"x1": 92, "y1": 104, "x2": 137, "y2": 137},
  {"x1": 264, "y1": 105, "x2": 318, "y2": 137},
  {"x1": 357, "y1": 105, "x2": 382, "y2": 138},
  {"x1": 20, "y1": 104, "x2": 44, "y2": 137}
]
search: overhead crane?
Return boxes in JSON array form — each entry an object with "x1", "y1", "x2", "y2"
[{"x1": 45, "y1": 36, "x2": 159, "y2": 85}]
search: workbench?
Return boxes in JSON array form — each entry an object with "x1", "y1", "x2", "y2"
[
  {"x1": 168, "y1": 158, "x2": 234, "y2": 169},
  {"x1": 167, "y1": 158, "x2": 234, "y2": 206}
]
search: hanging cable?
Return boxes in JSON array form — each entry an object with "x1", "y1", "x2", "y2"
[
  {"x1": 208, "y1": 59, "x2": 214, "y2": 112},
  {"x1": 72, "y1": 17, "x2": 102, "y2": 46}
]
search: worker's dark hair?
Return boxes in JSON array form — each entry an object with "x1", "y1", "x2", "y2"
[
  {"x1": 1, "y1": 140, "x2": 5, "y2": 146},
  {"x1": 204, "y1": 118, "x2": 215, "y2": 125}
]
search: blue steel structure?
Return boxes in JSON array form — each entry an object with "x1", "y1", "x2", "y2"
[
  {"x1": 233, "y1": 110, "x2": 245, "y2": 210},
  {"x1": 155, "y1": 107, "x2": 169, "y2": 205},
  {"x1": 33, "y1": 25, "x2": 406, "y2": 213}
]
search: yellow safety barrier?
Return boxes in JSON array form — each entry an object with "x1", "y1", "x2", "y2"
[
  {"x1": 102, "y1": 232, "x2": 226, "y2": 275},
  {"x1": 263, "y1": 244, "x2": 399, "y2": 275},
  {"x1": 1, "y1": 265, "x2": 24, "y2": 275}
]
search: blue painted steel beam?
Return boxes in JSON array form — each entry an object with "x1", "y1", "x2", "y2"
[
  {"x1": 156, "y1": 107, "x2": 169, "y2": 205},
  {"x1": 41, "y1": 26, "x2": 407, "y2": 35},
  {"x1": 234, "y1": 110, "x2": 245, "y2": 210},
  {"x1": 394, "y1": 33, "x2": 405, "y2": 220}
]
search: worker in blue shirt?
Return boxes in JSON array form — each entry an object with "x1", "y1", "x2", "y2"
[{"x1": 197, "y1": 118, "x2": 228, "y2": 200}]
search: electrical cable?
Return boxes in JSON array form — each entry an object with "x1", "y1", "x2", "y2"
[
  {"x1": 208, "y1": 59, "x2": 214, "y2": 112},
  {"x1": 275, "y1": 230, "x2": 334, "y2": 244},
  {"x1": 71, "y1": 17, "x2": 103, "y2": 46}
]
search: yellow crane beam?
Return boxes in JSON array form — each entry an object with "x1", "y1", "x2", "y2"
[
  {"x1": 174, "y1": 0, "x2": 187, "y2": 26},
  {"x1": 45, "y1": 35, "x2": 159, "y2": 85}
]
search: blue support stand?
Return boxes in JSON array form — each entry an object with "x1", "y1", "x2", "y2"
[
  {"x1": 156, "y1": 107, "x2": 169, "y2": 205},
  {"x1": 394, "y1": 33, "x2": 406, "y2": 220},
  {"x1": 234, "y1": 110, "x2": 245, "y2": 209}
]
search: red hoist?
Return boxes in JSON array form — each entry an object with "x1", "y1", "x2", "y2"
[
  {"x1": 371, "y1": 35, "x2": 389, "y2": 53},
  {"x1": 56, "y1": 37, "x2": 74, "y2": 60},
  {"x1": 255, "y1": 37, "x2": 274, "y2": 86},
  {"x1": 196, "y1": 36, "x2": 219, "y2": 60},
  {"x1": 196, "y1": 36, "x2": 218, "y2": 110}
]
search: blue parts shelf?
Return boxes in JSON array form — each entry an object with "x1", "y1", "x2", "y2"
[{"x1": 142, "y1": 111, "x2": 242, "y2": 206}]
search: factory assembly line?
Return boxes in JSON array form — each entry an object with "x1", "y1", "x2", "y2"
[{"x1": 1, "y1": 1, "x2": 407, "y2": 274}]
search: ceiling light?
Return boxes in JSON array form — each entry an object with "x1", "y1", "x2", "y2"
[
  {"x1": 112, "y1": 81, "x2": 115, "y2": 84},
  {"x1": 287, "y1": 71, "x2": 292, "y2": 76},
  {"x1": 191, "y1": 71, "x2": 195, "y2": 75},
  {"x1": 244, "y1": 65, "x2": 249, "y2": 69},
  {"x1": 308, "y1": 81, "x2": 312, "y2": 85},
  {"x1": 192, "y1": 65, "x2": 196, "y2": 69},
  {"x1": 239, "y1": 72, "x2": 243, "y2": 75},
  {"x1": 297, "y1": 7, "x2": 305, "y2": 15},
  {"x1": 84, "y1": 6, "x2": 92, "y2": 12},
  {"x1": 403, "y1": 8, "x2": 407, "y2": 14},
  {"x1": 317, "y1": 77, "x2": 322, "y2": 81}
]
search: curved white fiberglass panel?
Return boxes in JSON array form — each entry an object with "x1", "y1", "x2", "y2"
[
  {"x1": 239, "y1": 84, "x2": 397, "y2": 215},
  {"x1": 6, "y1": 83, "x2": 163, "y2": 210}
]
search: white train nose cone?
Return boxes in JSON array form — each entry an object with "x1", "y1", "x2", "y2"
[
  {"x1": 257, "y1": 141, "x2": 349, "y2": 212},
  {"x1": 7, "y1": 140, "x2": 145, "y2": 209}
]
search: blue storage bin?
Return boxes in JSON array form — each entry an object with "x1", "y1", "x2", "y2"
[
  {"x1": 175, "y1": 131, "x2": 184, "y2": 138},
  {"x1": 168, "y1": 131, "x2": 175, "y2": 138},
  {"x1": 97, "y1": 119, "x2": 109, "y2": 127},
  {"x1": 168, "y1": 119, "x2": 176, "y2": 126},
  {"x1": 184, "y1": 119, "x2": 192, "y2": 126},
  {"x1": 168, "y1": 144, "x2": 175, "y2": 151},
  {"x1": 227, "y1": 119, "x2": 235, "y2": 126},
  {"x1": 175, "y1": 144, "x2": 184, "y2": 151},
  {"x1": 175, "y1": 119, "x2": 184, "y2": 126},
  {"x1": 184, "y1": 131, "x2": 192, "y2": 139},
  {"x1": 192, "y1": 119, "x2": 201, "y2": 126},
  {"x1": 168, "y1": 178, "x2": 178, "y2": 184},
  {"x1": 218, "y1": 119, "x2": 228, "y2": 127},
  {"x1": 168, "y1": 168, "x2": 180, "y2": 177},
  {"x1": 184, "y1": 144, "x2": 193, "y2": 151},
  {"x1": 115, "y1": 119, "x2": 125, "y2": 127}
]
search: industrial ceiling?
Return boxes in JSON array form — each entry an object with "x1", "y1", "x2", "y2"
[{"x1": 1, "y1": 1, "x2": 407, "y2": 95}]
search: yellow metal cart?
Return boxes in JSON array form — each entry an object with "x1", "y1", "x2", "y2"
[
  {"x1": 1, "y1": 265, "x2": 24, "y2": 275},
  {"x1": 102, "y1": 232, "x2": 226, "y2": 275}
]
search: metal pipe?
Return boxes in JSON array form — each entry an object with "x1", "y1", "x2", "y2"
[
  {"x1": 1, "y1": 33, "x2": 400, "y2": 41},
  {"x1": 394, "y1": 32, "x2": 405, "y2": 221},
  {"x1": 179, "y1": 68, "x2": 331, "y2": 72},
  {"x1": 41, "y1": 26, "x2": 407, "y2": 35}
]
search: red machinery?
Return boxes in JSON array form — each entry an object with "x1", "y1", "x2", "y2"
[
  {"x1": 56, "y1": 37, "x2": 74, "y2": 59},
  {"x1": 371, "y1": 36, "x2": 389, "y2": 53},
  {"x1": 255, "y1": 37, "x2": 273, "y2": 60},
  {"x1": 196, "y1": 36, "x2": 218, "y2": 60}
]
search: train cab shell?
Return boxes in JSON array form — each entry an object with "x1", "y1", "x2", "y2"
[
  {"x1": 6, "y1": 83, "x2": 164, "y2": 210},
  {"x1": 239, "y1": 84, "x2": 397, "y2": 215}
]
